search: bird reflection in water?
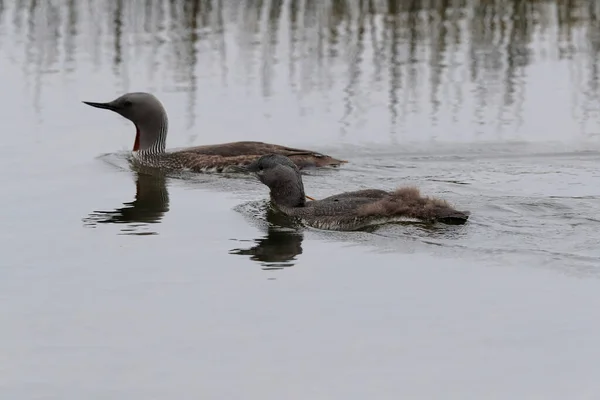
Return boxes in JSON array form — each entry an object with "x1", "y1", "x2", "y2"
[
  {"x1": 83, "y1": 171, "x2": 170, "y2": 235},
  {"x1": 230, "y1": 207, "x2": 304, "y2": 270}
]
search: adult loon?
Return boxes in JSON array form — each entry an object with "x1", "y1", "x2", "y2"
[{"x1": 83, "y1": 92, "x2": 347, "y2": 173}]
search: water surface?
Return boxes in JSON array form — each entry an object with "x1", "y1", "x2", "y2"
[{"x1": 1, "y1": 1, "x2": 600, "y2": 398}]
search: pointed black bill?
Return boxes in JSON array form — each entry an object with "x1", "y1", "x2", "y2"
[
  {"x1": 229, "y1": 161, "x2": 259, "y2": 174},
  {"x1": 82, "y1": 101, "x2": 118, "y2": 111},
  {"x1": 243, "y1": 160, "x2": 260, "y2": 173},
  {"x1": 229, "y1": 165, "x2": 249, "y2": 173}
]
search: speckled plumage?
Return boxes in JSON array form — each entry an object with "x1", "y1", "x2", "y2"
[
  {"x1": 244, "y1": 154, "x2": 470, "y2": 231},
  {"x1": 129, "y1": 143, "x2": 345, "y2": 173},
  {"x1": 83, "y1": 92, "x2": 346, "y2": 172}
]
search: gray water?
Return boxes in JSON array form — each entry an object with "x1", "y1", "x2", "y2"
[{"x1": 2, "y1": 0, "x2": 600, "y2": 398}]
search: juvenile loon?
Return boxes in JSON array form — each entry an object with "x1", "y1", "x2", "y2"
[
  {"x1": 83, "y1": 92, "x2": 347, "y2": 172},
  {"x1": 243, "y1": 154, "x2": 470, "y2": 231}
]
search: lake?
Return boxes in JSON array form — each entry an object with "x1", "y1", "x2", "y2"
[{"x1": 1, "y1": 0, "x2": 600, "y2": 398}]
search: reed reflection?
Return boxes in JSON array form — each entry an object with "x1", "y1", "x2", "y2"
[
  {"x1": 230, "y1": 207, "x2": 304, "y2": 270},
  {"x1": 5, "y1": 0, "x2": 600, "y2": 136},
  {"x1": 83, "y1": 171, "x2": 170, "y2": 235}
]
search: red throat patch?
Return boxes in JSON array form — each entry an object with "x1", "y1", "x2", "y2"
[{"x1": 133, "y1": 126, "x2": 140, "y2": 151}]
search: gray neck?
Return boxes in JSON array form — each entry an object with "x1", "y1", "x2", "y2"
[
  {"x1": 136, "y1": 112, "x2": 168, "y2": 155},
  {"x1": 268, "y1": 167, "x2": 307, "y2": 209}
]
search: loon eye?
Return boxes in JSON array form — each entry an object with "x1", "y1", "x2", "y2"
[
  {"x1": 258, "y1": 164, "x2": 264, "y2": 171},
  {"x1": 123, "y1": 100, "x2": 133, "y2": 108}
]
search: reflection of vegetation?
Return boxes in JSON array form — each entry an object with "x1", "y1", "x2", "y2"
[{"x1": 3, "y1": 0, "x2": 599, "y2": 131}]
